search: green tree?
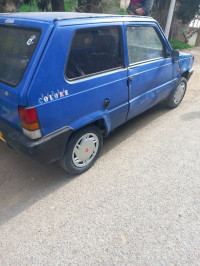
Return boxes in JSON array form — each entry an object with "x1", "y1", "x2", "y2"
[
  {"x1": 152, "y1": 0, "x2": 200, "y2": 25},
  {"x1": 24, "y1": 0, "x2": 65, "y2": 11},
  {"x1": 177, "y1": 0, "x2": 200, "y2": 24}
]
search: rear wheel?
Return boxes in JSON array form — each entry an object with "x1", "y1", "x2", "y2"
[
  {"x1": 166, "y1": 77, "x2": 187, "y2": 108},
  {"x1": 60, "y1": 125, "x2": 103, "y2": 174}
]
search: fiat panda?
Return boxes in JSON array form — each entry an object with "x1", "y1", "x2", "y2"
[{"x1": 0, "y1": 12, "x2": 194, "y2": 174}]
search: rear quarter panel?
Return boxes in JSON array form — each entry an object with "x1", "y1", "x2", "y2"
[{"x1": 0, "y1": 16, "x2": 54, "y2": 129}]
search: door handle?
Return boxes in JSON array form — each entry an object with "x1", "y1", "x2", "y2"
[{"x1": 127, "y1": 76, "x2": 133, "y2": 90}]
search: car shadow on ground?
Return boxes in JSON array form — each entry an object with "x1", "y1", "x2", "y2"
[{"x1": 0, "y1": 102, "x2": 171, "y2": 226}]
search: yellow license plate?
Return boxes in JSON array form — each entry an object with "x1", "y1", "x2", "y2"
[{"x1": 0, "y1": 132, "x2": 6, "y2": 143}]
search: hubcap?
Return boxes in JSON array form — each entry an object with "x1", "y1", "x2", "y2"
[
  {"x1": 72, "y1": 133, "x2": 99, "y2": 168},
  {"x1": 174, "y1": 82, "x2": 185, "y2": 104}
]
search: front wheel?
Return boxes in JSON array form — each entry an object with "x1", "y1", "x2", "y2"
[
  {"x1": 165, "y1": 77, "x2": 187, "y2": 108},
  {"x1": 60, "y1": 125, "x2": 103, "y2": 174}
]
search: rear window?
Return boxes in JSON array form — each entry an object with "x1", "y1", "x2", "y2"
[
  {"x1": 66, "y1": 26, "x2": 124, "y2": 80},
  {"x1": 0, "y1": 25, "x2": 41, "y2": 87}
]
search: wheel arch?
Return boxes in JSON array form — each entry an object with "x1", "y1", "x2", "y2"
[
  {"x1": 90, "y1": 118, "x2": 108, "y2": 136},
  {"x1": 181, "y1": 70, "x2": 190, "y2": 80},
  {"x1": 76, "y1": 117, "x2": 109, "y2": 137},
  {"x1": 70, "y1": 114, "x2": 111, "y2": 138},
  {"x1": 62, "y1": 116, "x2": 109, "y2": 156}
]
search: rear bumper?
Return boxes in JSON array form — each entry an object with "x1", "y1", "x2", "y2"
[{"x1": 0, "y1": 118, "x2": 73, "y2": 164}]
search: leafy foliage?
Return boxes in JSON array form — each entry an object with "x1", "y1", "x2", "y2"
[
  {"x1": 20, "y1": 0, "x2": 76, "y2": 11},
  {"x1": 65, "y1": 0, "x2": 78, "y2": 12},
  {"x1": 21, "y1": 0, "x2": 49, "y2": 11}
]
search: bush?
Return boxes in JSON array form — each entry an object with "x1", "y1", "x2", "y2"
[{"x1": 169, "y1": 39, "x2": 194, "y2": 50}]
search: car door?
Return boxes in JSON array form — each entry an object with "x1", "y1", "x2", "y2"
[
  {"x1": 63, "y1": 24, "x2": 129, "y2": 134},
  {"x1": 125, "y1": 23, "x2": 174, "y2": 120}
]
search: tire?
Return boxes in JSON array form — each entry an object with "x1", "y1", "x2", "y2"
[
  {"x1": 166, "y1": 77, "x2": 187, "y2": 108},
  {"x1": 60, "y1": 125, "x2": 103, "y2": 174}
]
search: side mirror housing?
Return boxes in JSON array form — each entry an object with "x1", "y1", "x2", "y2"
[{"x1": 171, "y1": 50, "x2": 179, "y2": 61}]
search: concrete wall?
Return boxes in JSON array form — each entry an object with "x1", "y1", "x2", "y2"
[{"x1": 188, "y1": 32, "x2": 198, "y2": 46}]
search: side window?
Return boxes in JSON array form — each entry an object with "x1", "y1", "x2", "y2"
[
  {"x1": 127, "y1": 26, "x2": 165, "y2": 64},
  {"x1": 66, "y1": 26, "x2": 123, "y2": 79}
]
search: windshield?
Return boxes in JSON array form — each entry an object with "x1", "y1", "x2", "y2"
[{"x1": 0, "y1": 25, "x2": 41, "y2": 87}]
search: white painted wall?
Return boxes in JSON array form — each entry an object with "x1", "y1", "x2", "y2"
[
  {"x1": 190, "y1": 19, "x2": 200, "y2": 28},
  {"x1": 188, "y1": 32, "x2": 198, "y2": 46}
]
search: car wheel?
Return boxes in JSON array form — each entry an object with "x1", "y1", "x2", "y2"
[
  {"x1": 166, "y1": 77, "x2": 187, "y2": 108},
  {"x1": 60, "y1": 125, "x2": 103, "y2": 174}
]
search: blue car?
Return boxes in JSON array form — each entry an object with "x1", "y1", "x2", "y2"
[{"x1": 0, "y1": 12, "x2": 194, "y2": 174}]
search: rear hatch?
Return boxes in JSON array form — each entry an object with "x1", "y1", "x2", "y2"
[{"x1": 0, "y1": 15, "x2": 53, "y2": 130}]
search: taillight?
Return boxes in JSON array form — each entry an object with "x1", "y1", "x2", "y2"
[{"x1": 18, "y1": 106, "x2": 42, "y2": 139}]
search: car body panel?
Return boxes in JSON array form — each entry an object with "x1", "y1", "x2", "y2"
[
  {"x1": 0, "y1": 15, "x2": 54, "y2": 130},
  {"x1": 0, "y1": 12, "x2": 194, "y2": 164}
]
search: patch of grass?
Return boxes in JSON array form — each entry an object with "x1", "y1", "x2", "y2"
[{"x1": 169, "y1": 39, "x2": 194, "y2": 50}]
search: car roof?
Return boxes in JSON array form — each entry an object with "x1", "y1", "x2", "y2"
[{"x1": 0, "y1": 12, "x2": 154, "y2": 23}]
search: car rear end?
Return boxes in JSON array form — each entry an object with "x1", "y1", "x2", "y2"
[
  {"x1": 0, "y1": 14, "x2": 72, "y2": 163},
  {"x1": 0, "y1": 22, "x2": 42, "y2": 135}
]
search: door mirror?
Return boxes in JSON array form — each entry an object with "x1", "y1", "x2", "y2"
[{"x1": 171, "y1": 50, "x2": 179, "y2": 61}]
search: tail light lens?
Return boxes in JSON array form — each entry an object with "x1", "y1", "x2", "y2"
[{"x1": 18, "y1": 106, "x2": 42, "y2": 139}]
